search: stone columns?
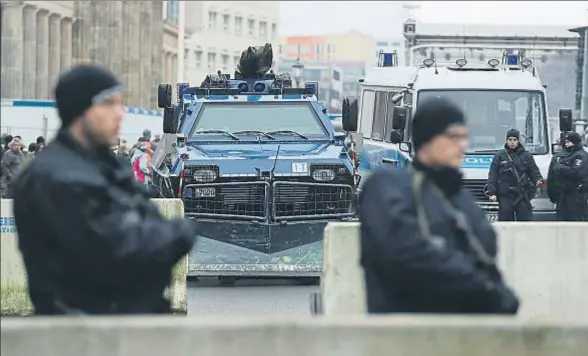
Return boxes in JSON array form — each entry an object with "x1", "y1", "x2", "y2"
[
  {"x1": 60, "y1": 18, "x2": 73, "y2": 71},
  {"x1": 48, "y1": 13, "x2": 62, "y2": 90},
  {"x1": 151, "y1": 0, "x2": 164, "y2": 108},
  {"x1": 35, "y1": 9, "x2": 49, "y2": 99},
  {"x1": 22, "y1": 4, "x2": 37, "y2": 99},
  {"x1": 1, "y1": 1, "x2": 24, "y2": 98}
]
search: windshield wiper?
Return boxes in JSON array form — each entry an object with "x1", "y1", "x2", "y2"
[
  {"x1": 194, "y1": 129, "x2": 239, "y2": 140},
  {"x1": 232, "y1": 130, "x2": 276, "y2": 140},
  {"x1": 265, "y1": 130, "x2": 308, "y2": 139}
]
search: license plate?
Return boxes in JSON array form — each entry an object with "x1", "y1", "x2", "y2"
[
  {"x1": 194, "y1": 187, "x2": 216, "y2": 198},
  {"x1": 486, "y1": 213, "x2": 498, "y2": 222}
]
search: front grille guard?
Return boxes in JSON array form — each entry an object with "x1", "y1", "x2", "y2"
[
  {"x1": 271, "y1": 181, "x2": 355, "y2": 221},
  {"x1": 183, "y1": 181, "x2": 269, "y2": 221}
]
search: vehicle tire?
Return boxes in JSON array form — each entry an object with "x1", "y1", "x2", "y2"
[
  {"x1": 172, "y1": 104, "x2": 182, "y2": 131},
  {"x1": 309, "y1": 292, "x2": 323, "y2": 315},
  {"x1": 157, "y1": 84, "x2": 172, "y2": 108}
]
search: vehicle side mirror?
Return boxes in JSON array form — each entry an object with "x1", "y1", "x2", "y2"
[
  {"x1": 399, "y1": 141, "x2": 412, "y2": 153},
  {"x1": 342, "y1": 98, "x2": 359, "y2": 132},
  {"x1": 389, "y1": 130, "x2": 404, "y2": 144},
  {"x1": 163, "y1": 106, "x2": 177, "y2": 134},
  {"x1": 558, "y1": 108, "x2": 573, "y2": 132},
  {"x1": 392, "y1": 106, "x2": 408, "y2": 130},
  {"x1": 158, "y1": 84, "x2": 173, "y2": 108}
]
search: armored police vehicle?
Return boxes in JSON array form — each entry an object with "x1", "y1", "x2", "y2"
[
  {"x1": 341, "y1": 52, "x2": 575, "y2": 221},
  {"x1": 152, "y1": 45, "x2": 358, "y2": 281}
]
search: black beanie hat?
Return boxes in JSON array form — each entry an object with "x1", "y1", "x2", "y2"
[
  {"x1": 565, "y1": 132, "x2": 582, "y2": 146},
  {"x1": 54, "y1": 65, "x2": 121, "y2": 127},
  {"x1": 506, "y1": 128, "x2": 520, "y2": 140},
  {"x1": 412, "y1": 98, "x2": 466, "y2": 152}
]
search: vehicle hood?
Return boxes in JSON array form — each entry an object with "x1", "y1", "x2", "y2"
[{"x1": 180, "y1": 142, "x2": 347, "y2": 175}]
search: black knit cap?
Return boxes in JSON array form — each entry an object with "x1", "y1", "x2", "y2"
[
  {"x1": 565, "y1": 131, "x2": 582, "y2": 146},
  {"x1": 506, "y1": 128, "x2": 520, "y2": 140},
  {"x1": 54, "y1": 64, "x2": 121, "y2": 127},
  {"x1": 412, "y1": 98, "x2": 466, "y2": 152}
]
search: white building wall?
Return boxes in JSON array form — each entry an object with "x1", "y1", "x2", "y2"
[
  {"x1": 1, "y1": 100, "x2": 163, "y2": 145},
  {"x1": 183, "y1": 1, "x2": 281, "y2": 85}
]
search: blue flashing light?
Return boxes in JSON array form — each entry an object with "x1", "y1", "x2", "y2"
[
  {"x1": 209, "y1": 95, "x2": 230, "y2": 100},
  {"x1": 282, "y1": 94, "x2": 302, "y2": 100},
  {"x1": 247, "y1": 95, "x2": 262, "y2": 102},
  {"x1": 177, "y1": 83, "x2": 189, "y2": 102},
  {"x1": 305, "y1": 81, "x2": 318, "y2": 95},
  {"x1": 383, "y1": 53, "x2": 394, "y2": 66},
  {"x1": 506, "y1": 54, "x2": 519, "y2": 66}
]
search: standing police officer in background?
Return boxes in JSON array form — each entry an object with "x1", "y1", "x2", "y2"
[
  {"x1": 486, "y1": 129, "x2": 543, "y2": 221},
  {"x1": 547, "y1": 132, "x2": 588, "y2": 221},
  {"x1": 359, "y1": 98, "x2": 519, "y2": 315},
  {"x1": 12, "y1": 65, "x2": 198, "y2": 315}
]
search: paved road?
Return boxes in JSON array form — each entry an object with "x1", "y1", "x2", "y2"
[{"x1": 187, "y1": 278, "x2": 318, "y2": 316}]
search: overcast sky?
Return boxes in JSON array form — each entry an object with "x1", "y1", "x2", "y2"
[{"x1": 279, "y1": 1, "x2": 588, "y2": 37}]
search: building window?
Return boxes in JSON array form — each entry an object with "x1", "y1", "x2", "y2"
[
  {"x1": 259, "y1": 21, "x2": 267, "y2": 40},
  {"x1": 235, "y1": 17, "x2": 242, "y2": 36},
  {"x1": 221, "y1": 54, "x2": 229, "y2": 72},
  {"x1": 248, "y1": 19, "x2": 255, "y2": 36},
  {"x1": 208, "y1": 11, "x2": 217, "y2": 30},
  {"x1": 315, "y1": 44, "x2": 321, "y2": 60},
  {"x1": 208, "y1": 52, "x2": 217, "y2": 70},
  {"x1": 194, "y1": 51, "x2": 202, "y2": 68},
  {"x1": 223, "y1": 14, "x2": 230, "y2": 32},
  {"x1": 271, "y1": 23, "x2": 277, "y2": 40}
]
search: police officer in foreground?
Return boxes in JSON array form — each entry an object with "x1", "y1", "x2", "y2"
[
  {"x1": 486, "y1": 129, "x2": 543, "y2": 221},
  {"x1": 359, "y1": 98, "x2": 519, "y2": 314},
  {"x1": 12, "y1": 65, "x2": 198, "y2": 315},
  {"x1": 547, "y1": 132, "x2": 588, "y2": 221}
]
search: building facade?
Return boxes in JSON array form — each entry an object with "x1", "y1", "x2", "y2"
[
  {"x1": 277, "y1": 32, "x2": 374, "y2": 112},
  {"x1": 182, "y1": 1, "x2": 280, "y2": 84},
  {"x1": 403, "y1": 21, "x2": 580, "y2": 117},
  {"x1": 1, "y1": 0, "x2": 180, "y2": 108}
]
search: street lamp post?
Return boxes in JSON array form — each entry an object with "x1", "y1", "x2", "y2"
[{"x1": 291, "y1": 58, "x2": 305, "y2": 88}]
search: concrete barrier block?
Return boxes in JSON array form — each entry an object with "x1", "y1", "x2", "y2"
[
  {"x1": 493, "y1": 222, "x2": 588, "y2": 321},
  {"x1": 0, "y1": 200, "x2": 31, "y2": 316},
  {"x1": 321, "y1": 222, "x2": 365, "y2": 315},
  {"x1": 321, "y1": 222, "x2": 588, "y2": 320},
  {"x1": 150, "y1": 199, "x2": 188, "y2": 314},
  {"x1": 1, "y1": 316, "x2": 587, "y2": 356},
  {"x1": 0, "y1": 198, "x2": 188, "y2": 315}
]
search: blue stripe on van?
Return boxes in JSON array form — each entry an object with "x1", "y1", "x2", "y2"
[{"x1": 1, "y1": 99, "x2": 163, "y2": 116}]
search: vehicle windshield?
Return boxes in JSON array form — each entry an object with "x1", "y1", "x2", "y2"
[
  {"x1": 190, "y1": 102, "x2": 327, "y2": 139},
  {"x1": 417, "y1": 90, "x2": 549, "y2": 154}
]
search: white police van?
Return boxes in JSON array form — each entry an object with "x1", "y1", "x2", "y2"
[{"x1": 340, "y1": 52, "x2": 576, "y2": 221}]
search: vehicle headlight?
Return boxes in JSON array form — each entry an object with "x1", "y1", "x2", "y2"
[
  {"x1": 194, "y1": 169, "x2": 218, "y2": 183},
  {"x1": 312, "y1": 169, "x2": 335, "y2": 181}
]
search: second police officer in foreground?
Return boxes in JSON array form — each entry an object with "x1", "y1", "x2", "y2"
[
  {"x1": 359, "y1": 98, "x2": 519, "y2": 314},
  {"x1": 486, "y1": 129, "x2": 543, "y2": 221},
  {"x1": 547, "y1": 132, "x2": 588, "y2": 221},
  {"x1": 12, "y1": 65, "x2": 198, "y2": 315}
]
